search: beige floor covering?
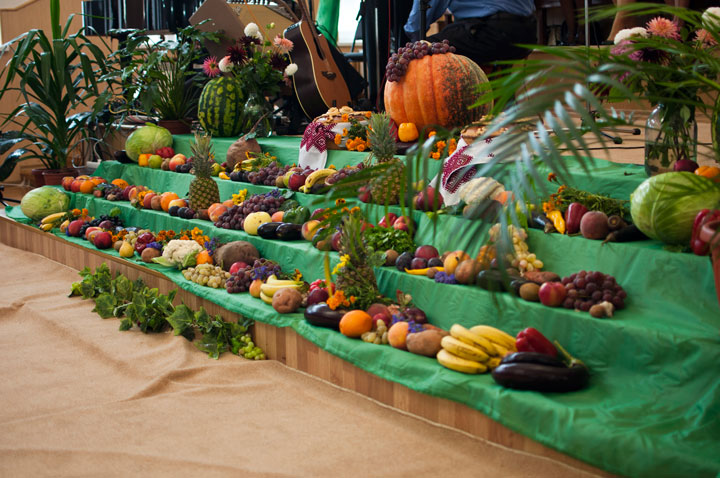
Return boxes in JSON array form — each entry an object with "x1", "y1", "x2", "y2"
[{"x1": 0, "y1": 242, "x2": 601, "y2": 477}]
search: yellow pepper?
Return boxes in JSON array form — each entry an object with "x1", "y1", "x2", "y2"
[
  {"x1": 398, "y1": 122, "x2": 419, "y2": 142},
  {"x1": 546, "y1": 209, "x2": 566, "y2": 234},
  {"x1": 695, "y1": 165, "x2": 720, "y2": 183},
  {"x1": 218, "y1": 172, "x2": 230, "y2": 180},
  {"x1": 405, "y1": 267, "x2": 445, "y2": 275}
]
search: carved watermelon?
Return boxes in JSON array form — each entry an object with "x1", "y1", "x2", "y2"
[
  {"x1": 384, "y1": 53, "x2": 491, "y2": 132},
  {"x1": 197, "y1": 77, "x2": 247, "y2": 137}
]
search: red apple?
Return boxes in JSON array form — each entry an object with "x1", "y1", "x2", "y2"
[
  {"x1": 414, "y1": 245, "x2": 439, "y2": 260},
  {"x1": 307, "y1": 288, "x2": 329, "y2": 306},
  {"x1": 358, "y1": 185, "x2": 371, "y2": 203},
  {"x1": 169, "y1": 155, "x2": 186, "y2": 171},
  {"x1": 393, "y1": 216, "x2": 409, "y2": 232},
  {"x1": 538, "y1": 282, "x2": 567, "y2": 307},
  {"x1": 414, "y1": 186, "x2": 443, "y2": 211},
  {"x1": 410, "y1": 257, "x2": 428, "y2": 269},
  {"x1": 288, "y1": 172, "x2": 307, "y2": 191},
  {"x1": 122, "y1": 185, "x2": 134, "y2": 200},
  {"x1": 70, "y1": 179, "x2": 82, "y2": 193},
  {"x1": 311, "y1": 208, "x2": 327, "y2": 220},
  {"x1": 378, "y1": 213, "x2": 398, "y2": 228},
  {"x1": 61, "y1": 176, "x2": 75, "y2": 191},
  {"x1": 84, "y1": 226, "x2": 101, "y2": 240},
  {"x1": 142, "y1": 192, "x2": 157, "y2": 209},
  {"x1": 66, "y1": 219, "x2": 85, "y2": 237},
  {"x1": 93, "y1": 231, "x2": 113, "y2": 249},
  {"x1": 229, "y1": 261, "x2": 249, "y2": 275},
  {"x1": 331, "y1": 231, "x2": 342, "y2": 251},
  {"x1": 367, "y1": 303, "x2": 392, "y2": 326}
]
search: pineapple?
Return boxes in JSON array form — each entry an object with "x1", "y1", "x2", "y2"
[
  {"x1": 368, "y1": 112, "x2": 405, "y2": 205},
  {"x1": 335, "y1": 214, "x2": 383, "y2": 309},
  {"x1": 188, "y1": 132, "x2": 220, "y2": 210}
]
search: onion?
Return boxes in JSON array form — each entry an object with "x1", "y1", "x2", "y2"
[{"x1": 673, "y1": 159, "x2": 699, "y2": 172}]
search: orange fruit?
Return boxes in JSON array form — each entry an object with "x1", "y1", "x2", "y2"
[
  {"x1": 222, "y1": 199, "x2": 235, "y2": 208},
  {"x1": 138, "y1": 153, "x2": 150, "y2": 167},
  {"x1": 111, "y1": 179, "x2": 129, "y2": 189},
  {"x1": 79, "y1": 180, "x2": 95, "y2": 194},
  {"x1": 160, "y1": 192, "x2": 180, "y2": 211},
  {"x1": 339, "y1": 310, "x2": 373, "y2": 338},
  {"x1": 196, "y1": 250, "x2": 213, "y2": 265}
]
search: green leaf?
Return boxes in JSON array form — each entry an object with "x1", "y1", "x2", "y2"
[
  {"x1": 180, "y1": 250, "x2": 199, "y2": 269},
  {"x1": 92, "y1": 292, "x2": 117, "y2": 319},
  {"x1": 109, "y1": 207, "x2": 121, "y2": 217},
  {"x1": 119, "y1": 318, "x2": 133, "y2": 331},
  {"x1": 69, "y1": 281, "x2": 82, "y2": 297},
  {"x1": 166, "y1": 304, "x2": 195, "y2": 338},
  {"x1": 112, "y1": 275, "x2": 134, "y2": 302},
  {"x1": 152, "y1": 256, "x2": 175, "y2": 267}
]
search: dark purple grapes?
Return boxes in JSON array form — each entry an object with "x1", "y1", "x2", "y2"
[
  {"x1": 385, "y1": 40, "x2": 458, "y2": 82},
  {"x1": 561, "y1": 270, "x2": 627, "y2": 313}
]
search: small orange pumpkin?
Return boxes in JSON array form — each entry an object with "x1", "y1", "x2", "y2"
[
  {"x1": 695, "y1": 165, "x2": 720, "y2": 182},
  {"x1": 384, "y1": 53, "x2": 491, "y2": 131},
  {"x1": 196, "y1": 250, "x2": 213, "y2": 265}
]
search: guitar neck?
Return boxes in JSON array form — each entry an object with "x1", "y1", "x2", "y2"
[{"x1": 296, "y1": 0, "x2": 320, "y2": 37}]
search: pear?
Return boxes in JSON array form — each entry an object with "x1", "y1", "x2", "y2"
[{"x1": 119, "y1": 241, "x2": 135, "y2": 258}]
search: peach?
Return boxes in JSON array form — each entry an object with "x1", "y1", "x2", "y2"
[
  {"x1": 169, "y1": 154, "x2": 186, "y2": 171},
  {"x1": 142, "y1": 192, "x2": 157, "y2": 209},
  {"x1": 271, "y1": 210, "x2": 284, "y2": 222},
  {"x1": 443, "y1": 250, "x2": 471, "y2": 275},
  {"x1": 208, "y1": 203, "x2": 228, "y2": 222},
  {"x1": 301, "y1": 220, "x2": 320, "y2": 241},
  {"x1": 150, "y1": 195, "x2": 163, "y2": 211},
  {"x1": 388, "y1": 321, "x2": 410, "y2": 350},
  {"x1": 168, "y1": 198, "x2": 188, "y2": 209},
  {"x1": 61, "y1": 176, "x2": 75, "y2": 191}
]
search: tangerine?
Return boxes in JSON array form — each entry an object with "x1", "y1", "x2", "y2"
[
  {"x1": 160, "y1": 192, "x2": 180, "y2": 211},
  {"x1": 111, "y1": 179, "x2": 129, "y2": 189},
  {"x1": 196, "y1": 250, "x2": 213, "y2": 265},
  {"x1": 79, "y1": 180, "x2": 95, "y2": 194},
  {"x1": 339, "y1": 310, "x2": 373, "y2": 338}
]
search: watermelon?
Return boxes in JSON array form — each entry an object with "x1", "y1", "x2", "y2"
[{"x1": 197, "y1": 77, "x2": 247, "y2": 137}]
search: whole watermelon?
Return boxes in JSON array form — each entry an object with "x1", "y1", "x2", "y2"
[{"x1": 198, "y1": 77, "x2": 247, "y2": 137}]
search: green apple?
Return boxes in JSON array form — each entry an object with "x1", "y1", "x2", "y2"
[
  {"x1": 211, "y1": 162, "x2": 222, "y2": 176},
  {"x1": 148, "y1": 154, "x2": 163, "y2": 169}
]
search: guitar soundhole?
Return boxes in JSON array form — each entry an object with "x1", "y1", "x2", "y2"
[{"x1": 322, "y1": 71, "x2": 336, "y2": 80}]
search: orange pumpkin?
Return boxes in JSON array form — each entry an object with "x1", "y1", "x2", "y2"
[
  {"x1": 384, "y1": 53, "x2": 491, "y2": 131},
  {"x1": 196, "y1": 250, "x2": 213, "y2": 265}
]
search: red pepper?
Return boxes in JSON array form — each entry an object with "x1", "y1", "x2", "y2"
[
  {"x1": 516, "y1": 327, "x2": 557, "y2": 357},
  {"x1": 691, "y1": 209, "x2": 720, "y2": 255},
  {"x1": 156, "y1": 146, "x2": 175, "y2": 159},
  {"x1": 564, "y1": 202, "x2": 588, "y2": 235}
]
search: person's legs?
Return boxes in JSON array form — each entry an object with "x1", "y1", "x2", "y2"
[
  {"x1": 607, "y1": 0, "x2": 638, "y2": 42},
  {"x1": 427, "y1": 14, "x2": 537, "y2": 66}
]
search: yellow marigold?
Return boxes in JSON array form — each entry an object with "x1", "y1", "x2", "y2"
[
  {"x1": 350, "y1": 206, "x2": 360, "y2": 214},
  {"x1": 364, "y1": 111, "x2": 372, "y2": 118},
  {"x1": 349, "y1": 296, "x2": 356, "y2": 304},
  {"x1": 334, "y1": 134, "x2": 342, "y2": 145},
  {"x1": 431, "y1": 152, "x2": 441, "y2": 160},
  {"x1": 293, "y1": 269, "x2": 303, "y2": 281},
  {"x1": 180, "y1": 235, "x2": 189, "y2": 240},
  {"x1": 356, "y1": 144, "x2": 366, "y2": 152},
  {"x1": 341, "y1": 207, "x2": 350, "y2": 213},
  {"x1": 558, "y1": 185, "x2": 567, "y2": 193},
  {"x1": 428, "y1": 131, "x2": 437, "y2": 137},
  {"x1": 71, "y1": 208, "x2": 81, "y2": 216},
  {"x1": 341, "y1": 113, "x2": 349, "y2": 122},
  {"x1": 548, "y1": 172, "x2": 557, "y2": 182},
  {"x1": 327, "y1": 290, "x2": 348, "y2": 310},
  {"x1": 436, "y1": 140, "x2": 447, "y2": 150},
  {"x1": 342, "y1": 128, "x2": 348, "y2": 136},
  {"x1": 335, "y1": 198, "x2": 346, "y2": 206}
]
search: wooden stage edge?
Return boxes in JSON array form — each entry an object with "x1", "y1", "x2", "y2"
[{"x1": 0, "y1": 215, "x2": 612, "y2": 477}]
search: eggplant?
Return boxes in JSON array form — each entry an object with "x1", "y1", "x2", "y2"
[
  {"x1": 276, "y1": 222, "x2": 302, "y2": 240},
  {"x1": 491, "y1": 362, "x2": 589, "y2": 393},
  {"x1": 530, "y1": 212, "x2": 556, "y2": 233},
  {"x1": 304, "y1": 303, "x2": 345, "y2": 329},
  {"x1": 257, "y1": 222, "x2": 283, "y2": 239},
  {"x1": 500, "y1": 352, "x2": 566, "y2": 368},
  {"x1": 603, "y1": 224, "x2": 648, "y2": 244}
]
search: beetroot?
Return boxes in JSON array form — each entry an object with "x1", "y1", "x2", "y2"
[
  {"x1": 673, "y1": 159, "x2": 698, "y2": 173},
  {"x1": 580, "y1": 211, "x2": 610, "y2": 240}
]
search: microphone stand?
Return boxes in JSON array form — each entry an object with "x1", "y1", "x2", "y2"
[{"x1": 419, "y1": 0, "x2": 430, "y2": 40}]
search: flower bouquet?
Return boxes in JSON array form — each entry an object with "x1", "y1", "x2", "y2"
[
  {"x1": 199, "y1": 22, "x2": 298, "y2": 137},
  {"x1": 607, "y1": 9, "x2": 720, "y2": 174}
]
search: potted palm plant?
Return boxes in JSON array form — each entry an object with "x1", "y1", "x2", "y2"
[
  {"x1": 0, "y1": 0, "x2": 112, "y2": 186},
  {"x1": 107, "y1": 25, "x2": 219, "y2": 134}
]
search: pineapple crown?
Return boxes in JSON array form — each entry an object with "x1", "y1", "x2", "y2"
[
  {"x1": 190, "y1": 132, "x2": 215, "y2": 178},
  {"x1": 367, "y1": 112, "x2": 396, "y2": 163}
]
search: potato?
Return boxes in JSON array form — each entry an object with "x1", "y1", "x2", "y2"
[
  {"x1": 214, "y1": 241, "x2": 260, "y2": 271},
  {"x1": 406, "y1": 329, "x2": 444, "y2": 357},
  {"x1": 519, "y1": 282, "x2": 540, "y2": 302},
  {"x1": 454, "y1": 259, "x2": 480, "y2": 284},
  {"x1": 272, "y1": 288, "x2": 303, "y2": 314},
  {"x1": 141, "y1": 247, "x2": 161, "y2": 263},
  {"x1": 226, "y1": 137, "x2": 261, "y2": 170},
  {"x1": 385, "y1": 249, "x2": 399, "y2": 266},
  {"x1": 523, "y1": 271, "x2": 560, "y2": 284}
]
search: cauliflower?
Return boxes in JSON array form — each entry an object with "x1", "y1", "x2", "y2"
[
  {"x1": 458, "y1": 177, "x2": 505, "y2": 205},
  {"x1": 162, "y1": 240, "x2": 203, "y2": 265}
]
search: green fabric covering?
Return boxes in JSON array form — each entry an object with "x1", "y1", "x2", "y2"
[
  {"x1": 6, "y1": 144, "x2": 720, "y2": 476},
  {"x1": 315, "y1": 0, "x2": 340, "y2": 46}
]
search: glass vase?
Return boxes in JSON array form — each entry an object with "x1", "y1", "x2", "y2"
[
  {"x1": 644, "y1": 103, "x2": 697, "y2": 176},
  {"x1": 243, "y1": 92, "x2": 273, "y2": 137}
]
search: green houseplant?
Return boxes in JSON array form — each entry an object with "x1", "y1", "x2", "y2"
[
  {"x1": 0, "y1": 0, "x2": 112, "y2": 185},
  {"x1": 107, "y1": 25, "x2": 219, "y2": 134}
]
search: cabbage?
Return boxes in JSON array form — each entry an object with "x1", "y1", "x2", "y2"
[
  {"x1": 630, "y1": 172, "x2": 720, "y2": 245},
  {"x1": 20, "y1": 186, "x2": 70, "y2": 221},
  {"x1": 125, "y1": 123, "x2": 173, "y2": 161}
]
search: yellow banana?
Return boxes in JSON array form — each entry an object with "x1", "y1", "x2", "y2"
[
  {"x1": 41, "y1": 212, "x2": 67, "y2": 225},
  {"x1": 440, "y1": 336, "x2": 489, "y2": 362},
  {"x1": 436, "y1": 349, "x2": 487, "y2": 374},
  {"x1": 450, "y1": 324, "x2": 498, "y2": 356},
  {"x1": 259, "y1": 291, "x2": 274, "y2": 305},
  {"x1": 260, "y1": 283, "x2": 302, "y2": 298},
  {"x1": 265, "y1": 275, "x2": 302, "y2": 287},
  {"x1": 303, "y1": 168, "x2": 336, "y2": 189},
  {"x1": 486, "y1": 357, "x2": 502, "y2": 370},
  {"x1": 469, "y1": 325, "x2": 517, "y2": 351},
  {"x1": 491, "y1": 342, "x2": 512, "y2": 357},
  {"x1": 39, "y1": 223, "x2": 54, "y2": 232}
]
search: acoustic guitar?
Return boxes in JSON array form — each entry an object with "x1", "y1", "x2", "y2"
[{"x1": 283, "y1": 0, "x2": 352, "y2": 119}]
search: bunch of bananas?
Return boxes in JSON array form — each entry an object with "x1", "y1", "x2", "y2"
[
  {"x1": 298, "y1": 168, "x2": 336, "y2": 194},
  {"x1": 436, "y1": 324, "x2": 517, "y2": 374},
  {"x1": 259, "y1": 275, "x2": 304, "y2": 304},
  {"x1": 38, "y1": 212, "x2": 69, "y2": 231}
]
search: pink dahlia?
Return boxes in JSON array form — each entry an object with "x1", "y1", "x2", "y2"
[
  {"x1": 695, "y1": 28, "x2": 718, "y2": 47},
  {"x1": 202, "y1": 56, "x2": 220, "y2": 77},
  {"x1": 273, "y1": 35, "x2": 293, "y2": 54},
  {"x1": 646, "y1": 17, "x2": 680, "y2": 40}
]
